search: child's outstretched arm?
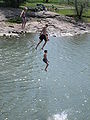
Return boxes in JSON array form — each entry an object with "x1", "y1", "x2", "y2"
[{"x1": 20, "y1": 10, "x2": 24, "y2": 17}]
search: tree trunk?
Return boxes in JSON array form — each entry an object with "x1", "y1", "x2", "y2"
[
  {"x1": 17, "y1": 0, "x2": 20, "y2": 7},
  {"x1": 68, "y1": 0, "x2": 69, "y2": 5},
  {"x1": 75, "y1": 0, "x2": 79, "y2": 16},
  {"x1": 46, "y1": 0, "x2": 48, "y2": 3},
  {"x1": 79, "y1": 4, "x2": 84, "y2": 19}
]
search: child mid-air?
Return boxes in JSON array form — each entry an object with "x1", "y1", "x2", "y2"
[
  {"x1": 35, "y1": 24, "x2": 49, "y2": 50},
  {"x1": 43, "y1": 50, "x2": 49, "y2": 71}
]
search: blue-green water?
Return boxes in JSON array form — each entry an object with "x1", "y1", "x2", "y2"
[{"x1": 0, "y1": 34, "x2": 90, "y2": 120}]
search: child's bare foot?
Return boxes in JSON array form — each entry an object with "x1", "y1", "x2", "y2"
[
  {"x1": 41, "y1": 47, "x2": 43, "y2": 50},
  {"x1": 35, "y1": 46, "x2": 37, "y2": 50},
  {"x1": 45, "y1": 69, "x2": 47, "y2": 72}
]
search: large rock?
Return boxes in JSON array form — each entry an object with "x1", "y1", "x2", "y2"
[{"x1": 27, "y1": 11, "x2": 59, "y2": 18}]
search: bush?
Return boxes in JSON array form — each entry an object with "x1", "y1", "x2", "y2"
[
  {"x1": 7, "y1": 17, "x2": 22, "y2": 23},
  {"x1": 3, "y1": 0, "x2": 26, "y2": 8}
]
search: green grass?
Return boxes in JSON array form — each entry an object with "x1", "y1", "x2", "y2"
[
  {"x1": 21, "y1": 0, "x2": 74, "y2": 7},
  {"x1": 55, "y1": 9, "x2": 74, "y2": 16},
  {"x1": 26, "y1": 0, "x2": 44, "y2": 3},
  {"x1": 26, "y1": 0, "x2": 74, "y2": 4},
  {"x1": 54, "y1": 8, "x2": 90, "y2": 23},
  {"x1": 81, "y1": 9, "x2": 90, "y2": 23},
  {"x1": 21, "y1": 2, "x2": 37, "y2": 7},
  {"x1": 83, "y1": 9, "x2": 90, "y2": 17},
  {"x1": 7, "y1": 17, "x2": 22, "y2": 24},
  {"x1": 0, "y1": 0, "x2": 4, "y2": 7},
  {"x1": 21, "y1": 0, "x2": 90, "y2": 23},
  {"x1": 82, "y1": 17, "x2": 90, "y2": 23},
  {"x1": 0, "y1": 0, "x2": 4, "y2": 3},
  {"x1": 56, "y1": 8, "x2": 90, "y2": 16},
  {"x1": 26, "y1": 0, "x2": 62, "y2": 4},
  {"x1": 1, "y1": 0, "x2": 90, "y2": 23}
]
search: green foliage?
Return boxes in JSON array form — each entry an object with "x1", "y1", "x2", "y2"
[
  {"x1": 7, "y1": 17, "x2": 22, "y2": 23},
  {"x1": 3, "y1": 0, "x2": 26, "y2": 7},
  {"x1": 56, "y1": 9, "x2": 74, "y2": 16},
  {"x1": 25, "y1": 0, "x2": 74, "y2": 4},
  {"x1": 1, "y1": 0, "x2": 90, "y2": 22},
  {"x1": 74, "y1": 0, "x2": 89, "y2": 19},
  {"x1": 0, "y1": 0, "x2": 4, "y2": 7}
]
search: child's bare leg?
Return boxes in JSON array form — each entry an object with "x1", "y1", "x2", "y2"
[
  {"x1": 22, "y1": 23, "x2": 24, "y2": 29},
  {"x1": 46, "y1": 36, "x2": 48, "y2": 41},
  {"x1": 45, "y1": 63, "x2": 49, "y2": 71},
  {"x1": 24, "y1": 19, "x2": 26, "y2": 29},
  {"x1": 23, "y1": 22, "x2": 25, "y2": 29},
  {"x1": 35, "y1": 40, "x2": 42, "y2": 49},
  {"x1": 22, "y1": 18, "x2": 24, "y2": 29},
  {"x1": 41, "y1": 41, "x2": 47, "y2": 50}
]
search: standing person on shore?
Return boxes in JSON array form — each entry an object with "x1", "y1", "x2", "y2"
[
  {"x1": 43, "y1": 50, "x2": 49, "y2": 71},
  {"x1": 20, "y1": 7, "x2": 28, "y2": 29},
  {"x1": 35, "y1": 24, "x2": 49, "y2": 50}
]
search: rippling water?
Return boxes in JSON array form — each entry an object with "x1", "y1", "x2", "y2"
[{"x1": 0, "y1": 33, "x2": 90, "y2": 120}]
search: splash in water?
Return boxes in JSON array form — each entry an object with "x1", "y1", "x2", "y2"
[{"x1": 48, "y1": 111, "x2": 68, "y2": 120}]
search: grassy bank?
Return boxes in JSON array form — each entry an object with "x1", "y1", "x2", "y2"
[
  {"x1": 20, "y1": 0, "x2": 90, "y2": 23},
  {"x1": 21, "y1": 0, "x2": 90, "y2": 23},
  {"x1": 56, "y1": 9, "x2": 90, "y2": 22},
  {"x1": 0, "y1": 0, "x2": 90, "y2": 23}
]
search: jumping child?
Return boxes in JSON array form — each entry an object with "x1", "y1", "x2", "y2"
[
  {"x1": 35, "y1": 24, "x2": 49, "y2": 50},
  {"x1": 43, "y1": 50, "x2": 49, "y2": 71}
]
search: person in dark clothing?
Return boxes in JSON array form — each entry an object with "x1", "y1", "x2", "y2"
[
  {"x1": 35, "y1": 24, "x2": 49, "y2": 50},
  {"x1": 43, "y1": 50, "x2": 49, "y2": 71}
]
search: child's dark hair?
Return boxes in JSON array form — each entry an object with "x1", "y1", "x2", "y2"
[
  {"x1": 44, "y1": 50, "x2": 47, "y2": 53},
  {"x1": 45, "y1": 24, "x2": 48, "y2": 27}
]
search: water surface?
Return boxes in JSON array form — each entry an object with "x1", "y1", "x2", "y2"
[{"x1": 0, "y1": 33, "x2": 90, "y2": 120}]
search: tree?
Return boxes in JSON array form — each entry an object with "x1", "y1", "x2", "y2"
[
  {"x1": 46, "y1": 0, "x2": 48, "y2": 3},
  {"x1": 3, "y1": 0, "x2": 25, "y2": 7},
  {"x1": 74, "y1": 0, "x2": 88, "y2": 19},
  {"x1": 68, "y1": 0, "x2": 70, "y2": 4}
]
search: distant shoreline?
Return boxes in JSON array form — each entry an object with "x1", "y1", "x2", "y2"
[{"x1": 0, "y1": 8, "x2": 90, "y2": 37}]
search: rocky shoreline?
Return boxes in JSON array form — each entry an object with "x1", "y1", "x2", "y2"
[{"x1": 0, "y1": 8, "x2": 90, "y2": 37}]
